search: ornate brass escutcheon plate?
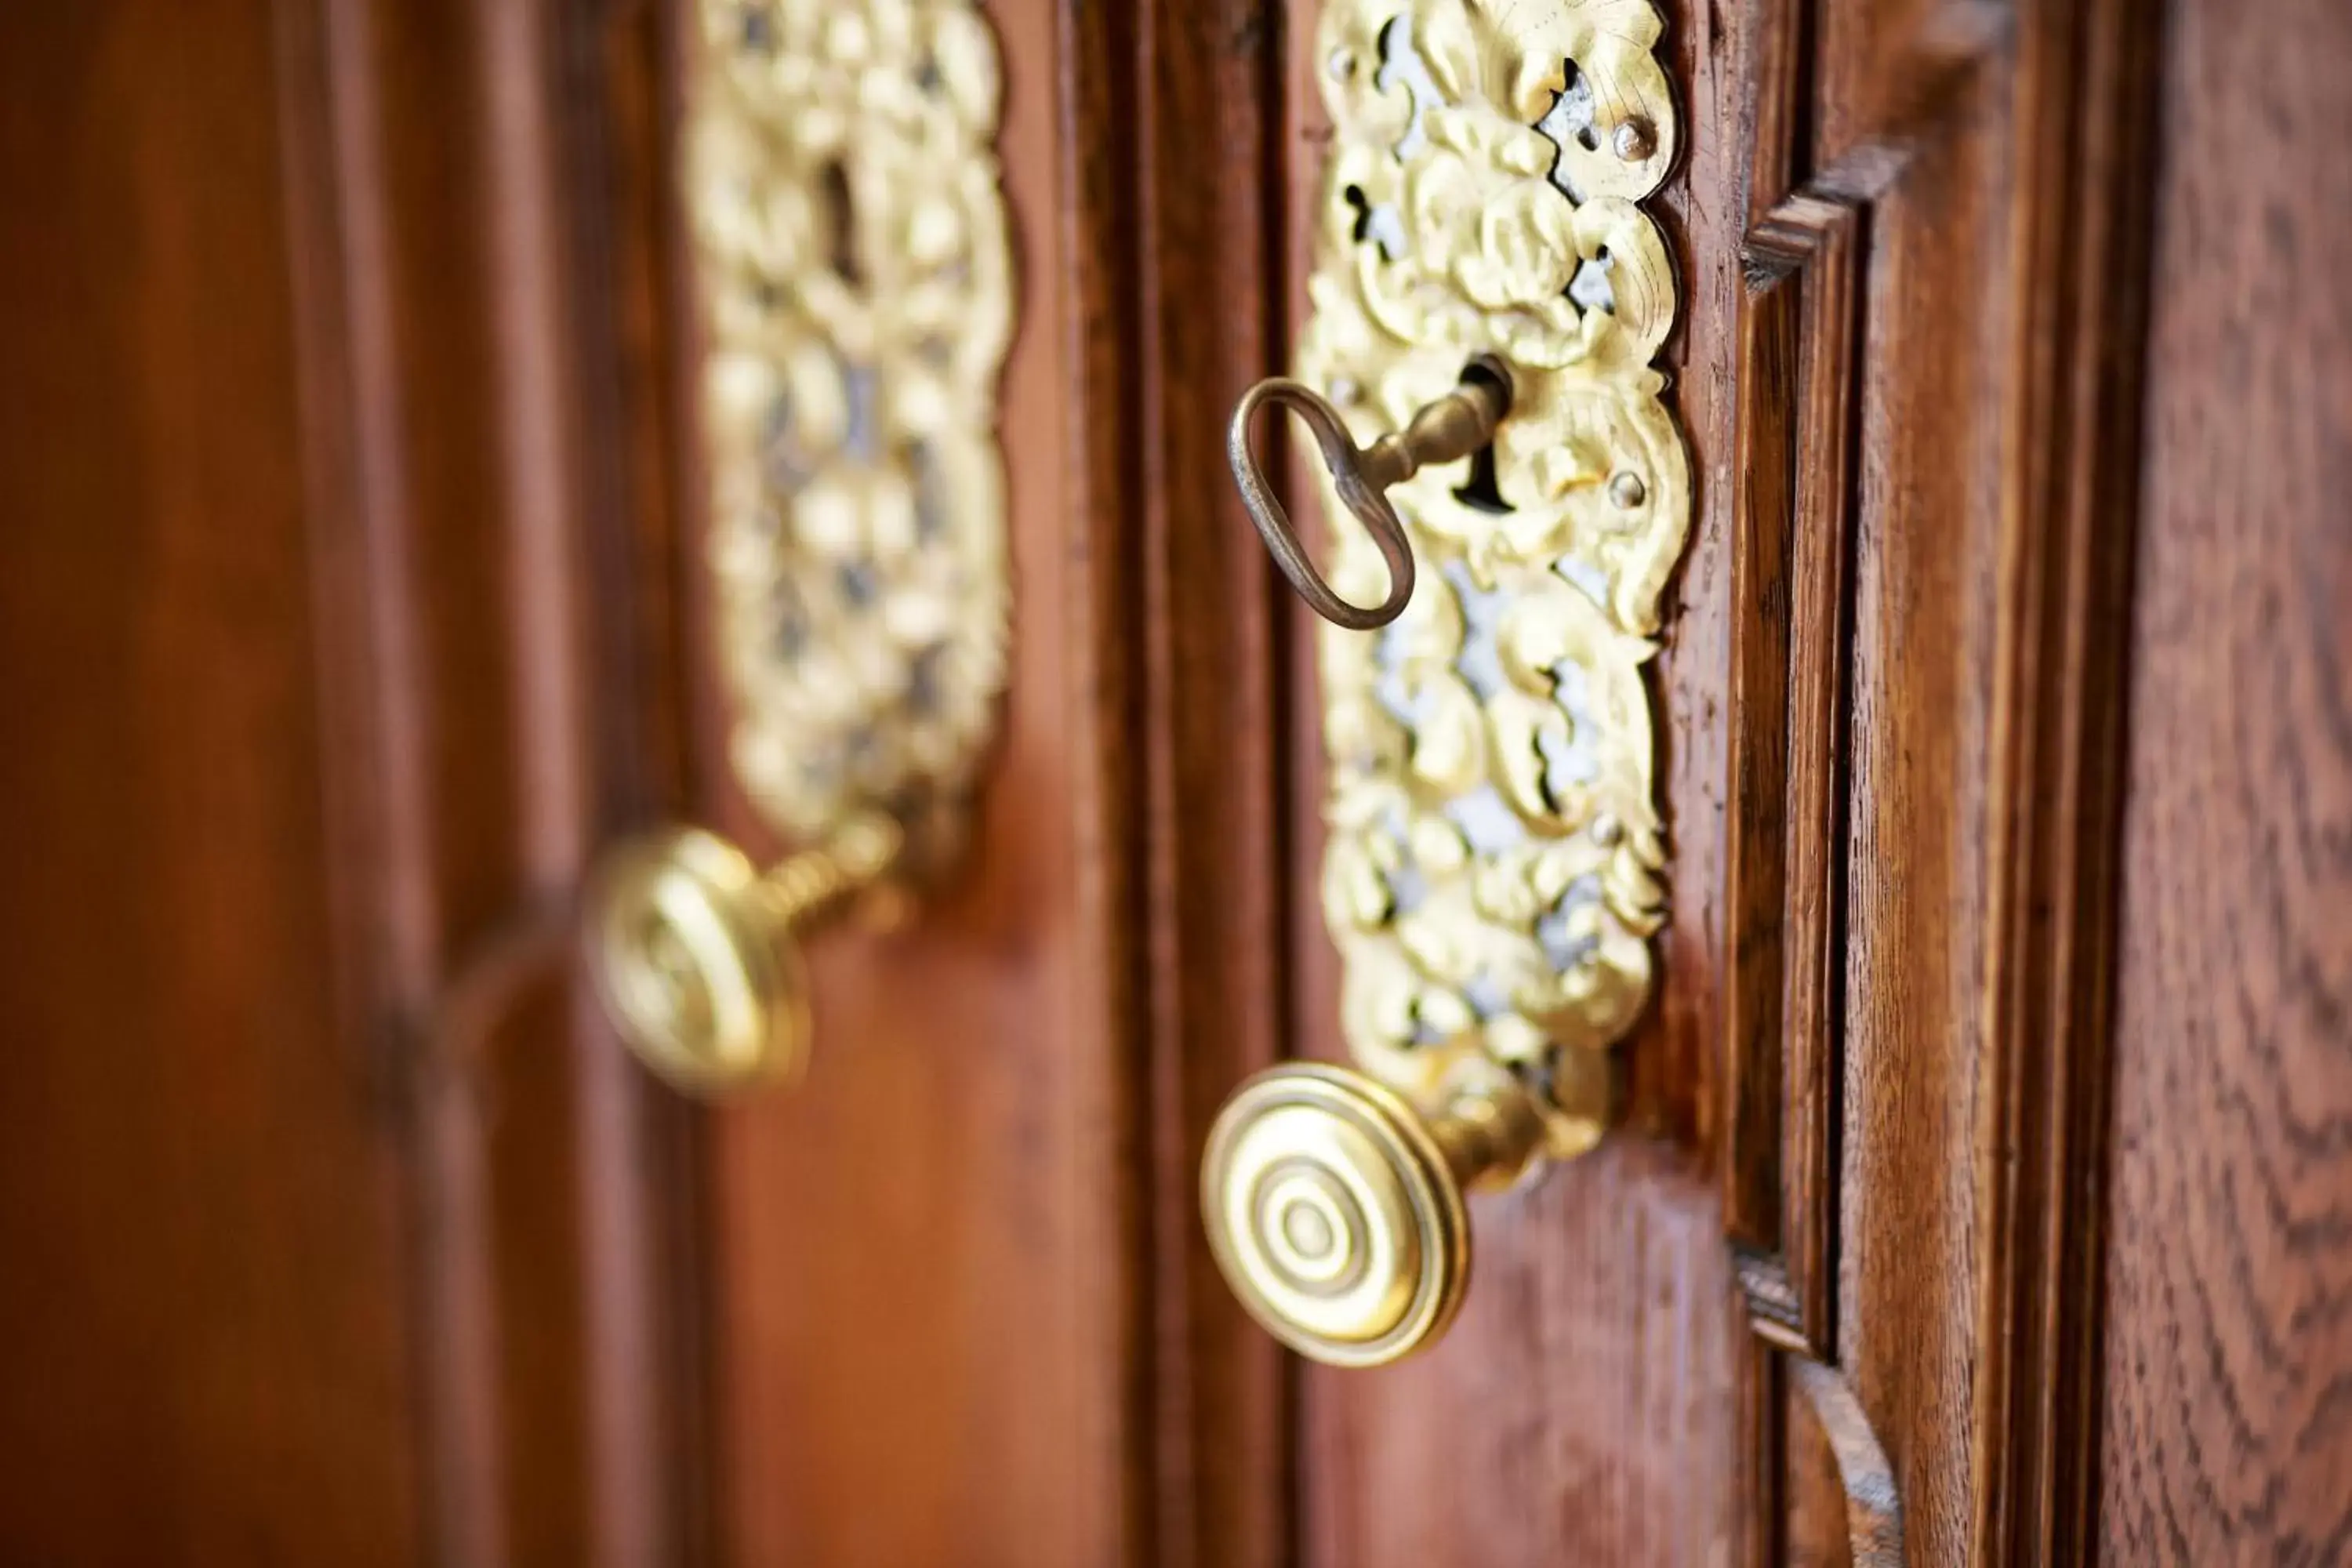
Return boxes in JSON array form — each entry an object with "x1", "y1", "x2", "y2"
[
  {"x1": 1305, "y1": 0, "x2": 1689, "y2": 1154},
  {"x1": 691, "y1": 0, "x2": 1014, "y2": 845}
]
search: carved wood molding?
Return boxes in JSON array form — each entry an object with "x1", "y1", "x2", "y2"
[
  {"x1": 1722, "y1": 3, "x2": 1909, "y2": 1529},
  {"x1": 1791, "y1": 1357, "x2": 1905, "y2": 1567},
  {"x1": 1969, "y1": 0, "x2": 2159, "y2": 1555},
  {"x1": 1720, "y1": 0, "x2": 2156, "y2": 1559},
  {"x1": 1725, "y1": 0, "x2": 1999, "y2": 1362},
  {"x1": 1725, "y1": 181, "x2": 1862, "y2": 1361}
]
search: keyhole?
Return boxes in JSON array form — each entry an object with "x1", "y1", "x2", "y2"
[
  {"x1": 819, "y1": 160, "x2": 861, "y2": 286},
  {"x1": 1450, "y1": 359, "x2": 1515, "y2": 515},
  {"x1": 1452, "y1": 443, "x2": 1512, "y2": 514}
]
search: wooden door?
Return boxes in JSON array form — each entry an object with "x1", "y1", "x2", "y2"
[
  {"x1": 0, "y1": 2, "x2": 2344, "y2": 1566},
  {"x1": 0, "y1": 3, "x2": 716, "y2": 1561}
]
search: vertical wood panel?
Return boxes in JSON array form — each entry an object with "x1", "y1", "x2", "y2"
[
  {"x1": 556, "y1": 0, "x2": 720, "y2": 1560},
  {"x1": 1968, "y1": 0, "x2": 2158, "y2": 1556},
  {"x1": 281, "y1": 0, "x2": 698, "y2": 1553},
  {"x1": 1838, "y1": 104, "x2": 2009, "y2": 1561},
  {"x1": 0, "y1": 0, "x2": 715, "y2": 1558},
  {"x1": 1700, "y1": 0, "x2": 2162, "y2": 1555},
  {"x1": 2099, "y1": 0, "x2": 2352, "y2": 1555},
  {"x1": 0, "y1": 5, "x2": 425, "y2": 1560},
  {"x1": 1130, "y1": 2, "x2": 1296, "y2": 1563}
]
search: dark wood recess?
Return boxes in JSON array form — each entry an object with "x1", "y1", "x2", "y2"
[
  {"x1": 1123, "y1": 2, "x2": 1297, "y2": 1564},
  {"x1": 1726, "y1": 186, "x2": 1865, "y2": 1360}
]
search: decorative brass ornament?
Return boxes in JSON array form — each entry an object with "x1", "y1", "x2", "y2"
[
  {"x1": 585, "y1": 0, "x2": 1014, "y2": 1098},
  {"x1": 1207, "y1": 0, "x2": 1686, "y2": 1363},
  {"x1": 693, "y1": 0, "x2": 1014, "y2": 840}
]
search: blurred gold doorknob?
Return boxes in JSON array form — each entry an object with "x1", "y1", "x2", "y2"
[
  {"x1": 583, "y1": 814, "x2": 901, "y2": 1096},
  {"x1": 1200, "y1": 1062, "x2": 1558, "y2": 1368}
]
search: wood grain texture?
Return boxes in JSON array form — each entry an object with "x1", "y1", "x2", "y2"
[
  {"x1": 1724, "y1": 229, "x2": 1802, "y2": 1271},
  {"x1": 1968, "y1": 0, "x2": 2158, "y2": 1557},
  {"x1": 2098, "y1": 0, "x2": 2352, "y2": 1558},
  {"x1": 1623, "y1": 0, "x2": 1742, "y2": 1156},
  {"x1": 1726, "y1": 184, "x2": 1865, "y2": 1358},
  {"x1": 1835, "y1": 89, "x2": 2005, "y2": 1568},
  {"x1": 0, "y1": 7, "x2": 426, "y2": 1560},
  {"x1": 1719, "y1": 0, "x2": 2005, "y2": 1556},
  {"x1": 1295, "y1": 1148, "x2": 1744, "y2": 1566}
]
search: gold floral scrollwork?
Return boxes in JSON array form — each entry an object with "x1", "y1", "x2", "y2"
[
  {"x1": 1305, "y1": 0, "x2": 1687, "y2": 1156},
  {"x1": 688, "y1": 0, "x2": 1013, "y2": 846}
]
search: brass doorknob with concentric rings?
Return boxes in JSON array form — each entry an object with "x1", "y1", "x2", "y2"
[
  {"x1": 584, "y1": 813, "x2": 901, "y2": 1096},
  {"x1": 1200, "y1": 1062, "x2": 1566, "y2": 1367}
]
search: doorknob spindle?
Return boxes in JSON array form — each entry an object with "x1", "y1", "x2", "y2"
[{"x1": 586, "y1": 815, "x2": 902, "y2": 1096}]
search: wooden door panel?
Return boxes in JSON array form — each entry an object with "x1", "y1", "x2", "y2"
[
  {"x1": 274, "y1": 2, "x2": 708, "y2": 1559},
  {"x1": 0, "y1": 2, "x2": 711, "y2": 1561},
  {"x1": 0, "y1": 6, "x2": 429, "y2": 1561},
  {"x1": 1261, "y1": 2, "x2": 1746, "y2": 1562},
  {"x1": 2099, "y1": 0, "x2": 2352, "y2": 1555},
  {"x1": 1831, "y1": 100, "x2": 2011, "y2": 1562},
  {"x1": 5, "y1": 0, "x2": 2346, "y2": 1562},
  {"x1": 1265, "y1": 0, "x2": 2161, "y2": 1559},
  {"x1": 1291, "y1": 1150, "x2": 1742, "y2": 1565},
  {"x1": 1708, "y1": 0, "x2": 2162, "y2": 1558}
]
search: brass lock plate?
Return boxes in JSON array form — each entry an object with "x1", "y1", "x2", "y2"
[
  {"x1": 1303, "y1": 0, "x2": 1688, "y2": 1155},
  {"x1": 688, "y1": 0, "x2": 1014, "y2": 845}
]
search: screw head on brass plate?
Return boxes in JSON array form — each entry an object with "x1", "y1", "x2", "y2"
[
  {"x1": 1200, "y1": 1064, "x2": 1472, "y2": 1368},
  {"x1": 586, "y1": 827, "x2": 811, "y2": 1096}
]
